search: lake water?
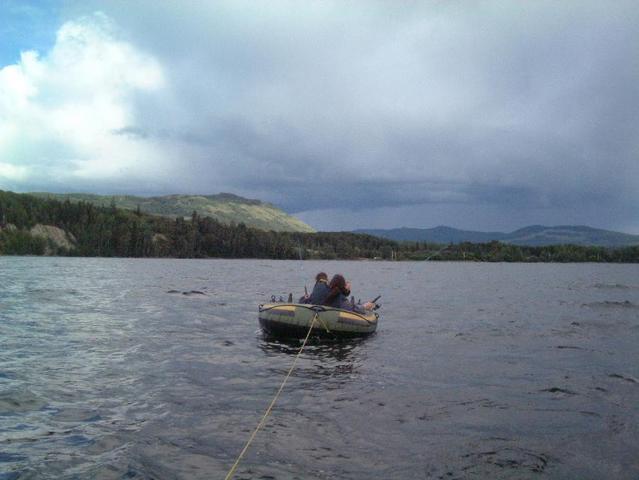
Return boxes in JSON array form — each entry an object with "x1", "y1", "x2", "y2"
[{"x1": 1, "y1": 258, "x2": 638, "y2": 479}]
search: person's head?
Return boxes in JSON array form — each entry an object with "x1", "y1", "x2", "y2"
[
  {"x1": 323, "y1": 273, "x2": 349, "y2": 305},
  {"x1": 328, "y1": 274, "x2": 347, "y2": 292},
  {"x1": 316, "y1": 272, "x2": 328, "y2": 283}
]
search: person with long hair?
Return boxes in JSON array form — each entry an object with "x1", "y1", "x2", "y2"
[{"x1": 323, "y1": 274, "x2": 375, "y2": 312}]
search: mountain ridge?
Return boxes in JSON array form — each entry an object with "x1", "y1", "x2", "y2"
[
  {"x1": 28, "y1": 192, "x2": 314, "y2": 233},
  {"x1": 354, "y1": 225, "x2": 639, "y2": 247}
]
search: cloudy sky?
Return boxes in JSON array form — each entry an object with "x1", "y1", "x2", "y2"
[{"x1": 1, "y1": 1, "x2": 638, "y2": 232}]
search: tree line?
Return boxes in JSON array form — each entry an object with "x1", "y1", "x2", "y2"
[
  {"x1": 0, "y1": 191, "x2": 396, "y2": 259},
  {"x1": 399, "y1": 241, "x2": 639, "y2": 263},
  {"x1": 0, "y1": 190, "x2": 637, "y2": 262}
]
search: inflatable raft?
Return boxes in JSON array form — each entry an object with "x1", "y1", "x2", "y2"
[{"x1": 258, "y1": 303, "x2": 379, "y2": 337}]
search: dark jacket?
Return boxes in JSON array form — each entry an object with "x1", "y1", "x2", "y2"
[
  {"x1": 300, "y1": 281, "x2": 330, "y2": 305},
  {"x1": 324, "y1": 292, "x2": 366, "y2": 313},
  {"x1": 309, "y1": 281, "x2": 330, "y2": 305}
]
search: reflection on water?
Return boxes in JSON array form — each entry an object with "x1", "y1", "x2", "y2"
[
  {"x1": 259, "y1": 335, "x2": 370, "y2": 386},
  {"x1": 260, "y1": 334, "x2": 369, "y2": 360},
  {"x1": 0, "y1": 257, "x2": 638, "y2": 479}
]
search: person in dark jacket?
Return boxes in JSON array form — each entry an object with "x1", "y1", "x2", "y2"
[
  {"x1": 323, "y1": 274, "x2": 374, "y2": 312},
  {"x1": 300, "y1": 272, "x2": 331, "y2": 304}
]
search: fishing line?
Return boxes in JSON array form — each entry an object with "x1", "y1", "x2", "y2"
[{"x1": 424, "y1": 244, "x2": 451, "y2": 261}]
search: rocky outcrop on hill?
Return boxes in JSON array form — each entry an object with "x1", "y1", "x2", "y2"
[{"x1": 29, "y1": 224, "x2": 76, "y2": 254}]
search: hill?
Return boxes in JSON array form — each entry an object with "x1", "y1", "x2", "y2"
[
  {"x1": 2, "y1": 191, "x2": 638, "y2": 262},
  {"x1": 0, "y1": 190, "x2": 397, "y2": 258},
  {"x1": 354, "y1": 225, "x2": 639, "y2": 247},
  {"x1": 29, "y1": 192, "x2": 314, "y2": 233}
]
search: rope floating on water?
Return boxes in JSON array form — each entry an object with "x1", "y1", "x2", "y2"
[{"x1": 223, "y1": 312, "x2": 319, "y2": 480}]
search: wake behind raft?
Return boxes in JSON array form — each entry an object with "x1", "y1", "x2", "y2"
[{"x1": 258, "y1": 295, "x2": 380, "y2": 338}]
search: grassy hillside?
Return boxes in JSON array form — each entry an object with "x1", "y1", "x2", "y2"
[
  {"x1": 29, "y1": 192, "x2": 314, "y2": 233},
  {"x1": 355, "y1": 225, "x2": 639, "y2": 247},
  {"x1": 0, "y1": 190, "x2": 389, "y2": 258},
  {"x1": 503, "y1": 225, "x2": 639, "y2": 247}
]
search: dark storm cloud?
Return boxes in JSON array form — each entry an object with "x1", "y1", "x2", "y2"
[{"x1": 51, "y1": 1, "x2": 639, "y2": 230}]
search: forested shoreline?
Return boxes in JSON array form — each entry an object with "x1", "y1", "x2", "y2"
[{"x1": 1, "y1": 191, "x2": 638, "y2": 262}]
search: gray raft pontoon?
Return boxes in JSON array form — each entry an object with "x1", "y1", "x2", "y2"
[{"x1": 258, "y1": 303, "x2": 379, "y2": 337}]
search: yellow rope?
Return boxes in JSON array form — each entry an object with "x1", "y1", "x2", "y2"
[
  {"x1": 223, "y1": 312, "x2": 319, "y2": 480},
  {"x1": 314, "y1": 314, "x2": 331, "y2": 333}
]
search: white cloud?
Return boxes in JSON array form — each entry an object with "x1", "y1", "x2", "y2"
[
  {"x1": 0, "y1": 162, "x2": 29, "y2": 180},
  {"x1": 0, "y1": 12, "x2": 168, "y2": 190},
  {"x1": 1, "y1": 3, "x2": 638, "y2": 232}
]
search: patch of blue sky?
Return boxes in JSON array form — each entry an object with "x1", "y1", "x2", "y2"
[{"x1": 0, "y1": 0, "x2": 61, "y2": 65}]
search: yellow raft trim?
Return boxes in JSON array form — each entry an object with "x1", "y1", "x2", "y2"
[{"x1": 271, "y1": 305, "x2": 296, "y2": 312}]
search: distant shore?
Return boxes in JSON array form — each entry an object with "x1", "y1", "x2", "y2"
[
  {"x1": 1, "y1": 190, "x2": 638, "y2": 262},
  {"x1": 1, "y1": 248, "x2": 638, "y2": 263}
]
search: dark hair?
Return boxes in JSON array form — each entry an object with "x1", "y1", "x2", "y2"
[
  {"x1": 328, "y1": 274, "x2": 346, "y2": 291},
  {"x1": 323, "y1": 274, "x2": 350, "y2": 305},
  {"x1": 315, "y1": 272, "x2": 328, "y2": 283}
]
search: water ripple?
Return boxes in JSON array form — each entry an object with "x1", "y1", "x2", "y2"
[{"x1": 0, "y1": 258, "x2": 638, "y2": 478}]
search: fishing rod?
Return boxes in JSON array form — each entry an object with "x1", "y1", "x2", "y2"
[
  {"x1": 272, "y1": 244, "x2": 307, "y2": 304},
  {"x1": 297, "y1": 243, "x2": 308, "y2": 303},
  {"x1": 369, "y1": 294, "x2": 382, "y2": 310}
]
